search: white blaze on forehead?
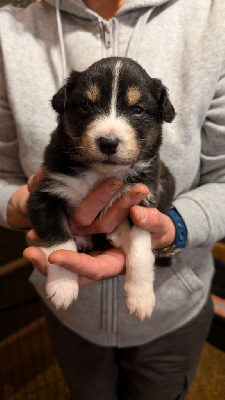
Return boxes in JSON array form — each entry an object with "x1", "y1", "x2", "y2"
[{"x1": 110, "y1": 60, "x2": 123, "y2": 117}]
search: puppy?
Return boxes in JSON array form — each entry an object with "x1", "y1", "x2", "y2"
[{"x1": 28, "y1": 57, "x2": 175, "y2": 320}]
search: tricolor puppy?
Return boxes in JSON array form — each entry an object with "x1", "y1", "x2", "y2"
[{"x1": 28, "y1": 57, "x2": 175, "y2": 320}]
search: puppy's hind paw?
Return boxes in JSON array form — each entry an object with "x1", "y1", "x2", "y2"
[
  {"x1": 125, "y1": 283, "x2": 155, "y2": 321},
  {"x1": 46, "y1": 264, "x2": 79, "y2": 309},
  {"x1": 74, "y1": 235, "x2": 93, "y2": 252},
  {"x1": 106, "y1": 231, "x2": 121, "y2": 248}
]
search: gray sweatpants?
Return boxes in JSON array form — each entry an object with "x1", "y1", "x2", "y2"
[{"x1": 44, "y1": 293, "x2": 213, "y2": 400}]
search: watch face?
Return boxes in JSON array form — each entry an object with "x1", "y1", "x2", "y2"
[{"x1": 154, "y1": 244, "x2": 177, "y2": 258}]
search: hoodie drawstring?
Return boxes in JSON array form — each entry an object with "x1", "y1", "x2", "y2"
[
  {"x1": 99, "y1": 8, "x2": 154, "y2": 60},
  {"x1": 55, "y1": 1, "x2": 154, "y2": 79},
  {"x1": 112, "y1": 18, "x2": 119, "y2": 57},
  {"x1": 56, "y1": 0, "x2": 67, "y2": 82},
  {"x1": 126, "y1": 8, "x2": 155, "y2": 59}
]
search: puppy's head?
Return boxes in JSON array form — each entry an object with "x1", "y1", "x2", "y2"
[{"x1": 52, "y1": 57, "x2": 175, "y2": 173}]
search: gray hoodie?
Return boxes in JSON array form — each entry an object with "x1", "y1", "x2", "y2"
[{"x1": 0, "y1": 0, "x2": 225, "y2": 347}]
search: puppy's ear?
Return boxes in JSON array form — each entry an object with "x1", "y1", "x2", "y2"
[
  {"x1": 51, "y1": 85, "x2": 67, "y2": 114},
  {"x1": 51, "y1": 71, "x2": 81, "y2": 114},
  {"x1": 152, "y1": 78, "x2": 175, "y2": 123}
]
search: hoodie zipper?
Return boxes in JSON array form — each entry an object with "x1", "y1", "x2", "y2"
[
  {"x1": 100, "y1": 20, "x2": 115, "y2": 55},
  {"x1": 104, "y1": 21, "x2": 113, "y2": 49}
]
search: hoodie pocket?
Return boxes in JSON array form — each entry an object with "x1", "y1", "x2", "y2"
[{"x1": 170, "y1": 256, "x2": 203, "y2": 294}]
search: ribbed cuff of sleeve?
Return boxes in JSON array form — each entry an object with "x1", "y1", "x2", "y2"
[{"x1": 172, "y1": 197, "x2": 210, "y2": 248}]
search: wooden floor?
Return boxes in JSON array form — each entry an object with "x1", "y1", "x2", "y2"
[{"x1": 186, "y1": 341, "x2": 225, "y2": 400}]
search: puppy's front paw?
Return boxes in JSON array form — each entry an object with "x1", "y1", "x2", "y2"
[
  {"x1": 124, "y1": 282, "x2": 155, "y2": 321},
  {"x1": 46, "y1": 264, "x2": 79, "y2": 309},
  {"x1": 74, "y1": 235, "x2": 93, "y2": 252},
  {"x1": 106, "y1": 231, "x2": 121, "y2": 248}
]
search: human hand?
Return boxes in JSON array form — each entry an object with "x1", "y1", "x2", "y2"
[
  {"x1": 24, "y1": 169, "x2": 176, "y2": 287},
  {"x1": 24, "y1": 206, "x2": 175, "y2": 281},
  {"x1": 27, "y1": 167, "x2": 44, "y2": 192},
  {"x1": 24, "y1": 170, "x2": 149, "y2": 286},
  {"x1": 24, "y1": 205, "x2": 176, "y2": 290},
  {"x1": 7, "y1": 184, "x2": 31, "y2": 229},
  {"x1": 26, "y1": 170, "x2": 149, "y2": 240},
  {"x1": 6, "y1": 168, "x2": 47, "y2": 229},
  {"x1": 130, "y1": 206, "x2": 176, "y2": 250},
  {"x1": 23, "y1": 245, "x2": 126, "y2": 287}
]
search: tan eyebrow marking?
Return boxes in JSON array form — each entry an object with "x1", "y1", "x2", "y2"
[
  {"x1": 126, "y1": 87, "x2": 141, "y2": 106},
  {"x1": 86, "y1": 84, "x2": 100, "y2": 103}
]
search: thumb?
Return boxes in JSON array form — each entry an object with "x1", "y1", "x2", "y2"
[
  {"x1": 130, "y1": 206, "x2": 164, "y2": 232},
  {"x1": 28, "y1": 167, "x2": 45, "y2": 192},
  {"x1": 130, "y1": 205, "x2": 176, "y2": 249}
]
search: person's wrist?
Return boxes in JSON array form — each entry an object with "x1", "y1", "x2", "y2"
[
  {"x1": 168, "y1": 208, "x2": 187, "y2": 249},
  {"x1": 154, "y1": 208, "x2": 187, "y2": 258}
]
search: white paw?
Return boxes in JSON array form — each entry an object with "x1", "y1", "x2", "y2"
[
  {"x1": 46, "y1": 264, "x2": 79, "y2": 309},
  {"x1": 124, "y1": 282, "x2": 155, "y2": 321},
  {"x1": 106, "y1": 229, "x2": 123, "y2": 248},
  {"x1": 74, "y1": 235, "x2": 93, "y2": 252}
]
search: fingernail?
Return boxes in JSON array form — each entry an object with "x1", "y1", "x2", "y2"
[
  {"x1": 136, "y1": 206, "x2": 147, "y2": 222},
  {"x1": 28, "y1": 174, "x2": 34, "y2": 187},
  {"x1": 108, "y1": 181, "x2": 122, "y2": 193},
  {"x1": 135, "y1": 191, "x2": 148, "y2": 202},
  {"x1": 28, "y1": 174, "x2": 38, "y2": 191}
]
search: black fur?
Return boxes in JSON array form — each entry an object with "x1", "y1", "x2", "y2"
[{"x1": 28, "y1": 57, "x2": 175, "y2": 247}]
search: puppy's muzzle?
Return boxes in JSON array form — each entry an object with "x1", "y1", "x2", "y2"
[{"x1": 98, "y1": 136, "x2": 119, "y2": 155}]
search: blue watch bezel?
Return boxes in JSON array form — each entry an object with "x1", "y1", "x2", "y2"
[{"x1": 167, "y1": 208, "x2": 187, "y2": 249}]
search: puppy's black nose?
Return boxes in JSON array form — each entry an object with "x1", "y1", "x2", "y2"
[{"x1": 98, "y1": 136, "x2": 119, "y2": 155}]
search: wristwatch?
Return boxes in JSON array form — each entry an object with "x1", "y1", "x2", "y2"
[{"x1": 154, "y1": 208, "x2": 187, "y2": 258}]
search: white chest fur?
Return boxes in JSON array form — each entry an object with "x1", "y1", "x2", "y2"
[{"x1": 46, "y1": 169, "x2": 131, "y2": 211}]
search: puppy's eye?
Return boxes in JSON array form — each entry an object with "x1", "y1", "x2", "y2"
[
  {"x1": 79, "y1": 101, "x2": 91, "y2": 113},
  {"x1": 130, "y1": 105, "x2": 144, "y2": 115}
]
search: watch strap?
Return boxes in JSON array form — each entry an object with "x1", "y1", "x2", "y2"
[
  {"x1": 167, "y1": 208, "x2": 187, "y2": 249},
  {"x1": 154, "y1": 208, "x2": 187, "y2": 259}
]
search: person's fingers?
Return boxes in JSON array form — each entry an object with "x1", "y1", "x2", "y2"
[
  {"x1": 70, "y1": 178, "x2": 122, "y2": 229},
  {"x1": 73, "y1": 180, "x2": 122, "y2": 227},
  {"x1": 92, "y1": 184, "x2": 149, "y2": 234},
  {"x1": 48, "y1": 247, "x2": 126, "y2": 281},
  {"x1": 24, "y1": 245, "x2": 125, "y2": 288},
  {"x1": 130, "y1": 206, "x2": 175, "y2": 249},
  {"x1": 27, "y1": 229, "x2": 40, "y2": 242},
  {"x1": 78, "y1": 275, "x2": 97, "y2": 287},
  {"x1": 72, "y1": 184, "x2": 149, "y2": 235},
  {"x1": 27, "y1": 167, "x2": 45, "y2": 192},
  {"x1": 130, "y1": 206, "x2": 165, "y2": 231},
  {"x1": 23, "y1": 246, "x2": 47, "y2": 275},
  {"x1": 7, "y1": 185, "x2": 31, "y2": 229}
]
